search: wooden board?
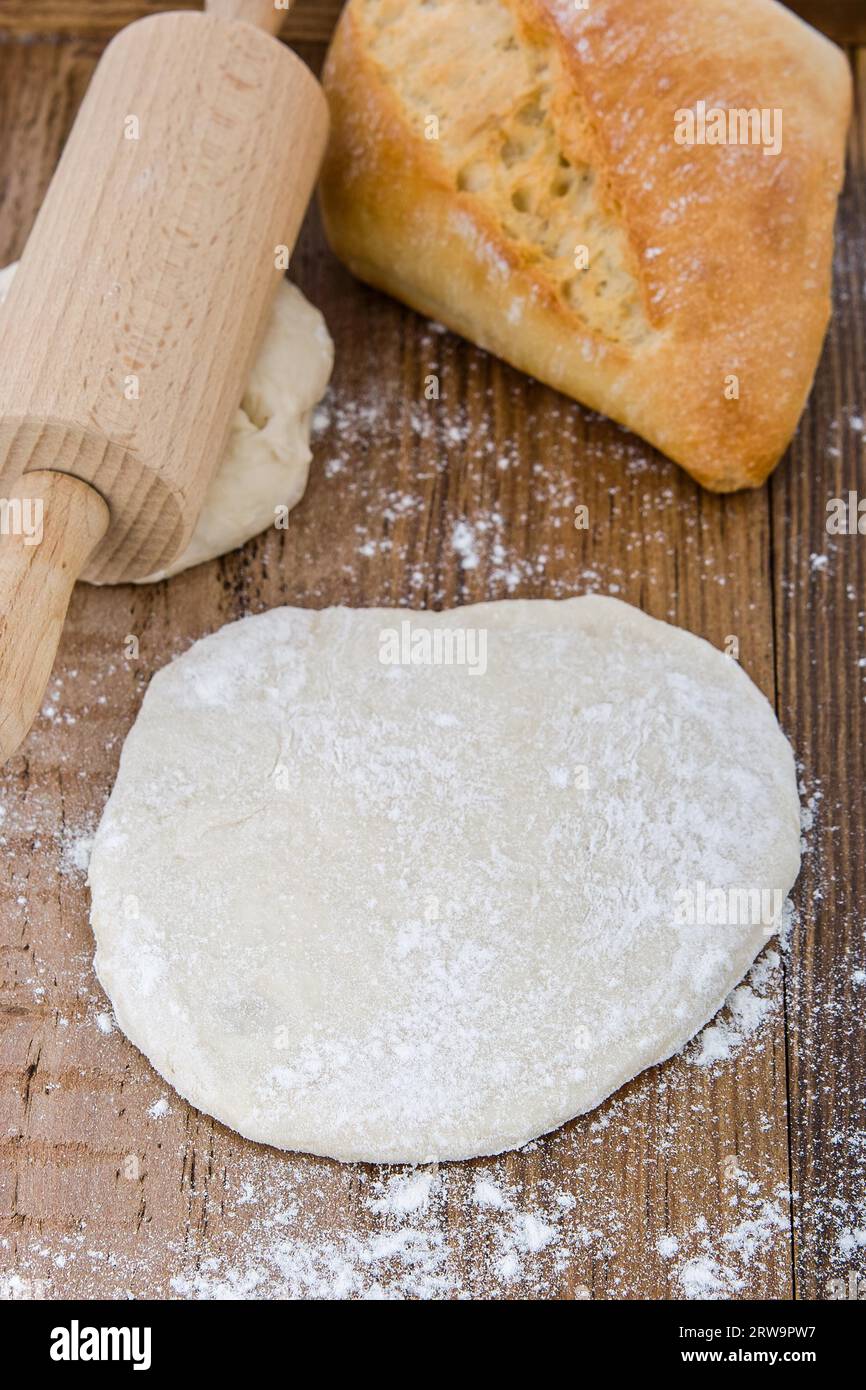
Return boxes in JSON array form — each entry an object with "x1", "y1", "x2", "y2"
[
  {"x1": 0, "y1": 11, "x2": 864, "y2": 1301},
  {"x1": 0, "y1": 0, "x2": 863, "y2": 45},
  {"x1": 0, "y1": 0, "x2": 344, "y2": 43}
]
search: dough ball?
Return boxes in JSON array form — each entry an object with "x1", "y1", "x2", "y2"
[
  {"x1": 88, "y1": 597, "x2": 801, "y2": 1163},
  {"x1": 0, "y1": 262, "x2": 333, "y2": 582}
]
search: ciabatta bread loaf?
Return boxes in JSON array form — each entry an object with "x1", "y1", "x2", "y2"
[{"x1": 320, "y1": 0, "x2": 851, "y2": 491}]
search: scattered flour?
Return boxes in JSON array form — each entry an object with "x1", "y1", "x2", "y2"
[
  {"x1": 368, "y1": 1171, "x2": 435, "y2": 1216},
  {"x1": 677, "y1": 1185, "x2": 791, "y2": 1300},
  {"x1": 690, "y1": 954, "x2": 780, "y2": 1068},
  {"x1": 59, "y1": 826, "x2": 95, "y2": 877},
  {"x1": 0, "y1": 294, "x2": 863, "y2": 1298}
]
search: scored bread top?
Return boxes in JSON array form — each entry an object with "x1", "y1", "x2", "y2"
[{"x1": 320, "y1": 0, "x2": 851, "y2": 491}]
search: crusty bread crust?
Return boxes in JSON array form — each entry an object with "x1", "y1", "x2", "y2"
[{"x1": 320, "y1": 0, "x2": 851, "y2": 491}]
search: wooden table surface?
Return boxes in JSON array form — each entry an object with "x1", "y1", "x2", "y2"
[{"x1": 0, "y1": 3, "x2": 863, "y2": 1302}]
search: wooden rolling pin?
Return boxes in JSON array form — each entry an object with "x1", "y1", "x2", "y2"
[{"x1": 0, "y1": 0, "x2": 327, "y2": 765}]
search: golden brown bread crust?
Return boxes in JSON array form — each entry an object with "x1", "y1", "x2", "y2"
[{"x1": 319, "y1": 0, "x2": 851, "y2": 491}]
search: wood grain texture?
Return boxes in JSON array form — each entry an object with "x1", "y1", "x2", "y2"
[
  {"x1": 0, "y1": 0, "x2": 862, "y2": 45},
  {"x1": 0, "y1": 471, "x2": 109, "y2": 766},
  {"x1": 205, "y1": 0, "x2": 287, "y2": 35},
  {"x1": 772, "y1": 45, "x2": 866, "y2": 1303},
  {"x1": 0, "y1": 0, "x2": 344, "y2": 43},
  {"x1": 0, "y1": 30, "x2": 862, "y2": 1301},
  {"x1": 791, "y1": 0, "x2": 866, "y2": 42}
]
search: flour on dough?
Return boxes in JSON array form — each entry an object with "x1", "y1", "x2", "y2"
[
  {"x1": 0, "y1": 262, "x2": 333, "y2": 582},
  {"x1": 88, "y1": 597, "x2": 801, "y2": 1163}
]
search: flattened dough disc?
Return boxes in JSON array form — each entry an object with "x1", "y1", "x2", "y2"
[{"x1": 88, "y1": 597, "x2": 800, "y2": 1162}]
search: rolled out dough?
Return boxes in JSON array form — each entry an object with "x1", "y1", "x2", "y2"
[
  {"x1": 88, "y1": 597, "x2": 801, "y2": 1163},
  {"x1": 0, "y1": 262, "x2": 333, "y2": 582}
]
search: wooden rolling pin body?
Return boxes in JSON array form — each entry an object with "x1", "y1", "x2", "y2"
[
  {"x1": 0, "y1": 1, "x2": 328, "y2": 764},
  {"x1": 0, "y1": 7, "x2": 327, "y2": 583}
]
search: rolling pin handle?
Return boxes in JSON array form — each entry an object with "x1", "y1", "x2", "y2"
[
  {"x1": 204, "y1": 0, "x2": 291, "y2": 36},
  {"x1": 0, "y1": 471, "x2": 110, "y2": 766}
]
